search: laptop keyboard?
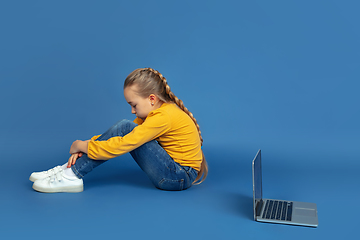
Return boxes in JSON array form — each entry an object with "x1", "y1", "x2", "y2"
[{"x1": 262, "y1": 200, "x2": 293, "y2": 221}]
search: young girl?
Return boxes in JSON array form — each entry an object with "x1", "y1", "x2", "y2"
[{"x1": 30, "y1": 68, "x2": 208, "y2": 193}]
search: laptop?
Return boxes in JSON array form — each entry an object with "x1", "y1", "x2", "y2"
[{"x1": 252, "y1": 149, "x2": 318, "y2": 227}]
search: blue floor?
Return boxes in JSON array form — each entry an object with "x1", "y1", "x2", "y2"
[
  {"x1": 1, "y1": 1, "x2": 359, "y2": 239},
  {"x1": 1, "y1": 144, "x2": 358, "y2": 239}
]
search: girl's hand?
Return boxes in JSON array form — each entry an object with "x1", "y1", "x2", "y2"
[
  {"x1": 70, "y1": 140, "x2": 89, "y2": 155},
  {"x1": 67, "y1": 152, "x2": 83, "y2": 168},
  {"x1": 68, "y1": 140, "x2": 89, "y2": 167}
]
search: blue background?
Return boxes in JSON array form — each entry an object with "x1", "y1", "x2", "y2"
[{"x1": 1, "y1": 0, "x2": 359, "y2": 239}]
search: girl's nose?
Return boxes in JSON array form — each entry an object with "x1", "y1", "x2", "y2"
[{"x1": 131, "y1": 107, "x2": 136, "y2": 114}]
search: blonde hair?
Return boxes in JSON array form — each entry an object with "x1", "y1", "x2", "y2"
[{"x1": 124, "y1": 68, "x2": 208, "y2": 184}]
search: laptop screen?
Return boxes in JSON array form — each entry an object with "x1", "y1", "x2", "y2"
[{"x1": 252, "y1": 150, "x2": 263, "y2": 218}]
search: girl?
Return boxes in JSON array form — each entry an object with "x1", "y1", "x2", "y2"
[{"x1": 30, "y1": 68, "x2": 208, "y2": 193}]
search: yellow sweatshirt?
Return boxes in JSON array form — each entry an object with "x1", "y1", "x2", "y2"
[{"x1": 87, "y1": 103, "x2": 202, "y2": 171}]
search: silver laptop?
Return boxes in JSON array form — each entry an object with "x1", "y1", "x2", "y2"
[{"x1": 252, "y1": 149, "x2": 318, "y2": 227}]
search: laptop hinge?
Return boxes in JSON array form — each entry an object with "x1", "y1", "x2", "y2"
[{"x1": 256, "y1": 199, "x2": 264, "y2": 217}]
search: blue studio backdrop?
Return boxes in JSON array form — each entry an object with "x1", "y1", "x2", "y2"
[{"x1": 0, "y1": 1, "x2": 359, "y2": 239}]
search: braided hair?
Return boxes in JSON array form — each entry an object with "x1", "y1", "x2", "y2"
[{"x1": 124, "y1": 68, "x2": 208, "y2": 184}]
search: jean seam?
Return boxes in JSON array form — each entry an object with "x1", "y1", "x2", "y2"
[
  {"x1": 158, "y1": 178, "x2": 184, "y2": 191},
  {"x1": 185, "y1": 167, "x2": 197, "y2": 183},
  {"x1": 71, "y1": 165, "x2": 83, "y2": 179}
]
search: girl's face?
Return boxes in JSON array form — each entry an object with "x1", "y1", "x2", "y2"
[{"x1": 124, "y1": 85, "x2": 155, "y2": 120}]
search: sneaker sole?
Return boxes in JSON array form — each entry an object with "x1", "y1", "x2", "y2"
[{"x1": 32, "y1": 183, "x2": 84, "y2": 193}]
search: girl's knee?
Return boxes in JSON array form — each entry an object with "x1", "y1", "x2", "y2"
[{"x1": 114, "y1": 119, "x2": 136, "y2": 132}]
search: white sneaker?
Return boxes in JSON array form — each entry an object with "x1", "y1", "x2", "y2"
[
  {"x1": 29, "y1": 165, "x2": 63, "y2": 182},
  {"x1": 32, "y1": 169, "x2": 83, "y2": 193}
]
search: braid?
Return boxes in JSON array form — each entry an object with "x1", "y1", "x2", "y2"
[{"x1": 145, "y1": 68, "x2": 203, "y2": 146}]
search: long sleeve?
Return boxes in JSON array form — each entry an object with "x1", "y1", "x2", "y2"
[
  {"x1": 90, "y1": 135, "x2": 101, "y2": 141},
  {"x1": 87, "y1": 111, "x2": 171, "y2": 160}
]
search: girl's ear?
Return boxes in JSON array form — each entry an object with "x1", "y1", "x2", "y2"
[{"x1": 149, "y1": 94, "x2": 156, "y2": 101}]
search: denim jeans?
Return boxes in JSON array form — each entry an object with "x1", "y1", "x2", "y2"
[{"x1": 71, "y1": 120, "x2": 198, "y2": 191}]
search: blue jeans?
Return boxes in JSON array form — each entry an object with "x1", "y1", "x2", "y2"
[{"x1": 71, "y1": 120, "x2": 198, "y2": 191}]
